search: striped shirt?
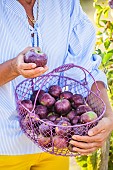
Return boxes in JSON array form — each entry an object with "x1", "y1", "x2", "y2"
[{"x1": 0, "y1": 0, "x2": 107, "y2": 155}]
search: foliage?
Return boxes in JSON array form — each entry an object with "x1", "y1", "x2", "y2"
[
  {"x1": 75, "y1": 0, "x2": 113, "y2": 169},
  {"x1": 94, "y1": 0, "x2": 113, "y2": 105},
  {"x1": 75, "y1": 151, "x2": 101, "y2": 170}
]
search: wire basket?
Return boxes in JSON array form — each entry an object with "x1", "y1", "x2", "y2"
[{"x1": 15, "y1": 63, "x2": 106, "y2": 157}]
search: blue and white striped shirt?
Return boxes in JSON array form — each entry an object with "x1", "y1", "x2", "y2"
[{"x1": 0, "y1": 0, "x2": 107, "y2": 155}]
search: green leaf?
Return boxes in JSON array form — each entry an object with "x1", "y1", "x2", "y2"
[
  {"x1": 104, "y1": 39, "x2": 111, "y2": 49},
  {"x1": 108, "y1": 49, "x2": 113, "y2": 53},
  {"x1": 94, "y1": 10, "x2": 103, "y2": 27},
  {"x1": 103, "y1": 7, "x2": 110, "y2": 18},
  {"x1": 101, "y1": 20, "x2": 108, "y2": 25},
  {"x1": 94, "y1": 4, "x2": 102, "y2": 10},
  {"x1": 102, "y1": 52, "x2": 113, "y2": 64},
  {"x1": 96, "y1": 31, "x2": 103, "y2": 35}
]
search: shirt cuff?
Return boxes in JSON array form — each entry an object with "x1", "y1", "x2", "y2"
[{"x1": 87, "y1": 69, "x2": 108, "y2": 90}]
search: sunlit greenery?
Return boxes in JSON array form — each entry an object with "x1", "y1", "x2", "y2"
[{"x1": 75, "y1": 0, "x2": 113, "y2": 169}]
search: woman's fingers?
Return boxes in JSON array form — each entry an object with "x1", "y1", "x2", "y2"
[
  {"x1": 19, "y1": 65, "x2": 48, "y2": 78},
  {"x1": 69, "y1": 117, "x2": 113, "y2": 155},
  {"x1": 13, "y1": 47, "x2": 48, "y2": 78}
]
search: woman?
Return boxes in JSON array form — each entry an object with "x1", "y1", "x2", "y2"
[{"x1": 0, "y1": 0, "x2": 113, "y2": 169}]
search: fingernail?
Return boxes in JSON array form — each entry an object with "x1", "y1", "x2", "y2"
[
  {"x1": 39, "y1": 68, "x2": 44, "y2": 71},
  {"x1": 32, "y1": 64, "x2": 36, "y2": 68},
  {"x1": 72, "y1": 136, "x2": 76, "y2": 140},
  {"x1": 88, "y1": 130, "x2": 93, "y2": 136}
]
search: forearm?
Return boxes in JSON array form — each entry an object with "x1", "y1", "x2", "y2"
[
  {"x1": 91, "y1": 81, "x2": 113, "y2": 118},
  {"x1": 0, "y1": 58, "x2": 19, "y2": 86}
]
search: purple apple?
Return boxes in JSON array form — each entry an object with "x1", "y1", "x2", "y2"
[
  {"x1": 76, "y1": 104, "x2": 92, "y2": 116},
  {"x1": 30, "y1": 89, "x2": 45, "y2": 105},
  {"x1": 67, "y1": 110, "x2": 77, "y2": 121},
  {"x1": 60, "y1": 91, "x2": 73, "y2": 100},
  {"x1": 39, "y1": 93, "x2": 55, "y2": 108},
  {"x1": 20, "y1": 114, "x2": 40, "y2": 134},
  {"x1": 35, "y1": 105, "x2": 48, "y2": 119},
  {"x1": 80, "y1": 111, "x2": 98, "y2": 124},
  {"x1": 21, "y1": 99, "x2": 33, "y2": 111},
  {"x1": 39, "y1": 121, "x2": 54, "y2": 137},
  {"x1": 48, "y1": 85, "x2": 62, "y2": 98},
  {"x1": 54, "y1": 99, "x2": 71, "y2": 115},
  {"x1": 24, "y1": 49, "x2": 48, "y2": 67},
  {"x1": 53, "y1": 136, "x2": 68, "y2": 149},
  {"x1": 71, "y1": 116, "x2": 80, "y2": 125},
  {"x1": 55, "y1": 120, "x2": 72, "y2": 136},
  {"x1": 47, "y1": 113, "x2": 59, "y2": 122},
  {"x1": 70, "y1": 94, "x2": 85, "y2": 109},
  {"x1": 54, "y1": 116, "x2": 70, "y2": 124},
  {"x1": 37, "y1": 134, "x2": 51, "y2": 148}
]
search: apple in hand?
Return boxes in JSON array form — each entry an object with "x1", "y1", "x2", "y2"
[{"x1": 24, "y1": 49, "x2": 48, "y2": 67}]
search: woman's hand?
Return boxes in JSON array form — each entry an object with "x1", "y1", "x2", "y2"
[
  {"x1": 12, "y1": 47, "x2": 48, "y2": 78},
  {"x1": 69, "y1": 115, "x2": 113, "y2": 155}
]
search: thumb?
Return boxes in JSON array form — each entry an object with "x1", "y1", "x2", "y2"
[{"x1": 88, "y1": 120, "x2": 104, "y2": 136}]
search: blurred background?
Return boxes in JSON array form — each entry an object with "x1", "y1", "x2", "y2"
[
  {"x1": 70, "y1": 1, "x2": 113, "y2": 170},
  {"x1": 81, "y1": 0, "x2": 95, "y2": 23}
]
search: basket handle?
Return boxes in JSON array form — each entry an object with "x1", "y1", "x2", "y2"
[
  {"x1": 17, "y1": 63, "x2": 100, "y2": 109},
  {"x1": 49, "y1": 63, "x2": 100, "y2": 95}
]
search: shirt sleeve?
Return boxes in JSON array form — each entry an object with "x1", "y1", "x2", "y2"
[{"x1": 64, "y1": 0, "x2": 107, "y2": 89}]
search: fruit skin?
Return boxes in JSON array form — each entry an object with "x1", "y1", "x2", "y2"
[
  {"x1": 53, "y1": 136, "x2": 68, "y2": 149},
  {"x1": 39, "y1": 93, "x2": 55, "y2": 108},
  {"x1": 35, "y1": 105, "x2": 48, "y2": 119},
  {"x1": 60, "y1": 91, "x2": 73, "y2": 100},
  {"x1": 54, "y1": 116, "x2": 70, "y2": 124},
  {"x1": 55, "y1": 120, "x2": 72, "y2": 136},
  {"x1": 24, "y1": 49, "x2": 47, "y2": 67},
  {"x1": 67, "y1": 110, "x2": 77, "y2": 121},
  {"x1": 48, "y1": 85, "x2": 62, "y2": 98},
  {"x1": 21, "y1": 99, "x2": 33, "y2": 111},
  {"x1": 30, "y1": 89, "x2": 45, "y2": 105},
  {"x1": 37, "y1": 134, "x2": 51, "y2": 148},
  {"x1": 80, "y1": 111, "x2": 98, "y2": 124},
  {"x1": 70, "y1": 94, "x2": 85, "y2": 109},
  {"x1": 39, "y1": 121, "x2": 54, "y2": 137},
  {"x1": 47, "y1": 113, "x2": 59, "y2": 122},
  {"x1": 76, "y1": 104, "x2": 92, "y2": 116},
  {"x1": 71, "y1": 116, "x2": 80, "y2": 125},
  {"x1": 54, "y1": 99, "x2": 71, "y2": 116}
]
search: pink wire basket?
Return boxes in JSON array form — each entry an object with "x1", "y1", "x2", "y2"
[{"x1": 15, "y1": 63, "x2": 106, "y2": 157}]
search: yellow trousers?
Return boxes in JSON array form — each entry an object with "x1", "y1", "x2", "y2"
[{"x1": 0, "y1": 152, "x2": 69, "y2": 170}]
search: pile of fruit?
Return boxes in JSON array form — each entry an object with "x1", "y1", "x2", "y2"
[{"x1": 19, "y1": 85, "x2": 98, "y2": 152}]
